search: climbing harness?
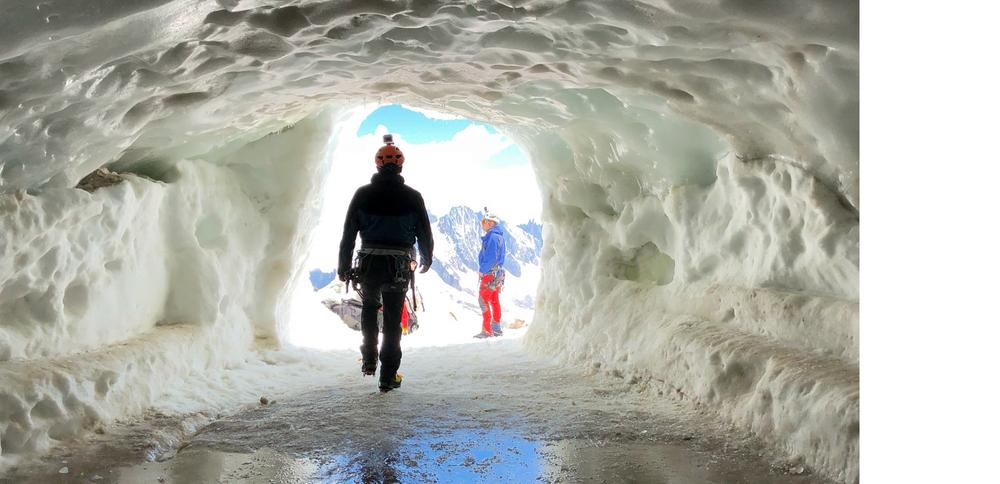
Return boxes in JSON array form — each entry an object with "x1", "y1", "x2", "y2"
[{"x1": 352, "y1": 247, "x2": 421, "y2": 311}]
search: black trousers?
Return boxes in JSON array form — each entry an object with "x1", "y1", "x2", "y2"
[{"x1": 358, "y1": 254, "x2": 409, "y2": 384}]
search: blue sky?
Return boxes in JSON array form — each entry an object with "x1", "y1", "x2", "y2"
[{"x1": 357, "y1": 104, "x2": 526, "y2": 166}]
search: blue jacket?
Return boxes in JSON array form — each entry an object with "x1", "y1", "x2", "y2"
[{"x1": 478, "y1": 224, "x2": 506, "y2": 274}]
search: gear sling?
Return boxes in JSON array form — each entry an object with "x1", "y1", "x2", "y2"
[{"x1": 346, "y1": 246, "x2": 420, "y2": 319}]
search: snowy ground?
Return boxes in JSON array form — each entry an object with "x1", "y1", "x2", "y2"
[
  {"x1": 286, "y1": 266, "x2": 536, "y2": 352},
  {"x1": 0, "y1": 338, "x2": 830, "y2": 483}
]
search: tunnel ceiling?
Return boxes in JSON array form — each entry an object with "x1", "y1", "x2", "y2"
[{"x1": 0, "y1": 0, "x2": 858, "y2": 205}]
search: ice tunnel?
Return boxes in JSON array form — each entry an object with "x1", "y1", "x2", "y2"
[{"x1": 0, "y1": 1, "x2": 858, "y2": 482}]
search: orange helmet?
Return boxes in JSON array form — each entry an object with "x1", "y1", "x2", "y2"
[{"x1": 375, "y1": 144, "x2": 405, "y2": 167}]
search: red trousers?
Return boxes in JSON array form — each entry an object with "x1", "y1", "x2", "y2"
[{"x1": 479, "y1": 275, "x2": 502, "y2": 333}]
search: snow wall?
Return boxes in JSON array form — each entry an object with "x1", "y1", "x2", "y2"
[{"x1": 0, "y1": 1, "x2": 858, "y2": 482}]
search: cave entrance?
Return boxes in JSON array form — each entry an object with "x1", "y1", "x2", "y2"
[{"x1": 286, "y1": 104, "x2": 543, "y2": 351}]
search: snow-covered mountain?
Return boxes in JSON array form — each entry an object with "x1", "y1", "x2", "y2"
[{"x1": 311, "y1": 205, "x2": 542, "y2": 311}]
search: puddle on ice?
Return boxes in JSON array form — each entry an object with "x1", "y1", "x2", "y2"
[
  {"x1": 73, "y1": 428, "x2": 818, "y2": 483},
  {"x1": 317, "y1": 428, "x2": 541, "y2": 482}
]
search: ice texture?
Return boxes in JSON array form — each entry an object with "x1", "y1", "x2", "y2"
[
  {"x1": 526, "y1": 153, "x2": 858, "y2": 482},
  {"x1": 0, "y1": 1, "x2": 858, "y2": 482},
  {"x1": 0, "y1": 112, "x2": 334, "y2": 460}
]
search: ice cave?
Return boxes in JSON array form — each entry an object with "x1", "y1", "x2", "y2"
[{"x1": 0, "y1": 1, "x2": 858, "y2": 482}]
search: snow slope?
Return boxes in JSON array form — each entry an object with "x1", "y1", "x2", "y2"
[{"x1": 0, "y1": 1, "x2": 858, "y2": 482}]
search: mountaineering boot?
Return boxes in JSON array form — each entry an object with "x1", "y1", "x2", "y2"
[
  {"x1": 491, "y1": 322, "x2": 503, "y2": 337},
  {"x1": 361, "y1": 358, "x2": 376, "y2": 376},
  {"x1": 473, "y1": 331, "x2": 492, "y2": 339},
  {"x1": 379, "y1": 373, "x2": 403, "y2": 393},
  {"x1": 360, "y1": 345, "x2": 377, "y2": 376}
]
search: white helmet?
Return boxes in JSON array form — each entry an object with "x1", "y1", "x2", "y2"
[{"x1": 483, "y1": 207, "x2": 500, "y2": 223}]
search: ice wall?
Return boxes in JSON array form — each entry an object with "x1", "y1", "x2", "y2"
[
  {"x1": 505, "y1": 88, "x2": 858, "y2": 481},
  {"x1": 0, "y1": 114, "x2": 333, "y2": 459},
  {"x1": 525, "y1": 147, "x2": 859, "y2": 481},
  {"x1": 0, "y1": 1, "x2": 858, "y2": 481}
]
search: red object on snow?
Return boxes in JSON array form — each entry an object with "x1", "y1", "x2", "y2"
[
  {"x1": 401, "y1": 302, "x2": 411, "y2": 332},
  {"x1": 376, "y1": 302, "x2": 412, "y2": 333}
]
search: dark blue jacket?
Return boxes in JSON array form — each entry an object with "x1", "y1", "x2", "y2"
[
  {"x1": 339, "y1": 167, "x2": 434, "y2": 271},
  {"x1": 478, "y1": 224, "x2": 506, "y2": 274}
]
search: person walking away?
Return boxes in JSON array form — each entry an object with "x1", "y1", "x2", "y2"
[
  {"x1": 339, "y1": 135, "x2": 433, "y2": 392},
  {"x1": 475, "y1": 210, "x2": 506, "y2": 338}
]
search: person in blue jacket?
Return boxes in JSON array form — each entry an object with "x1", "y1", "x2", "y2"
[{"x1": 475, "y1": 209, "x2": 506, "y2": 338}]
